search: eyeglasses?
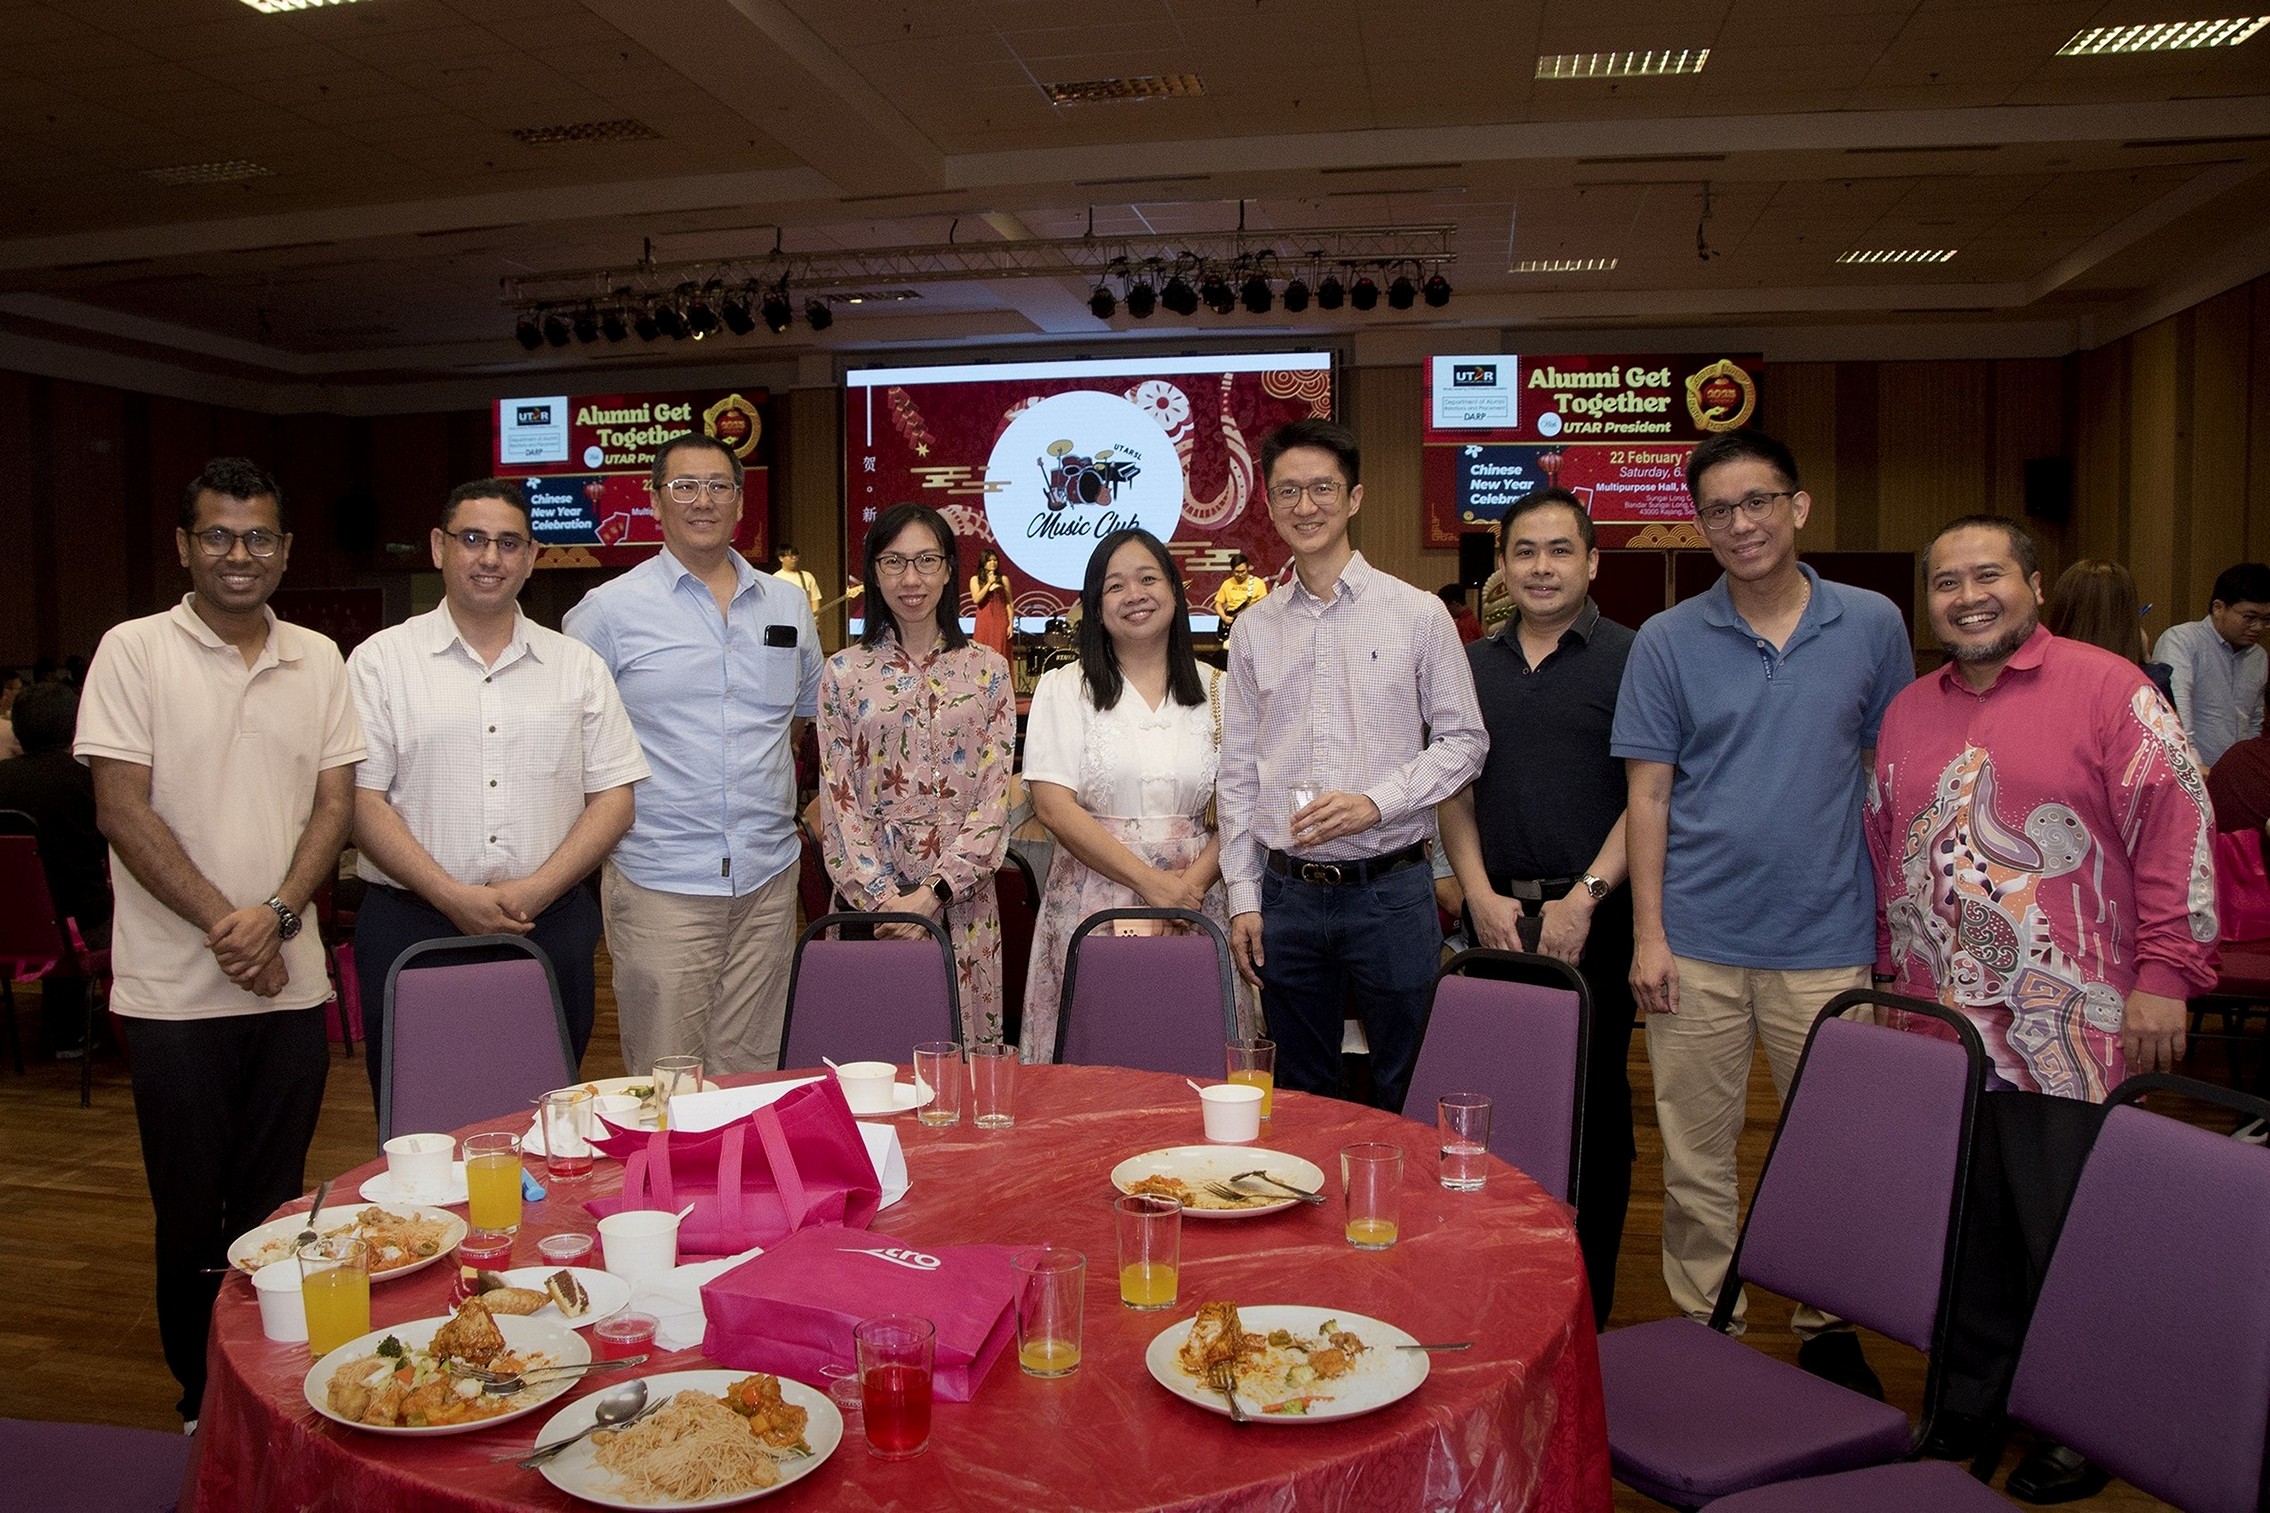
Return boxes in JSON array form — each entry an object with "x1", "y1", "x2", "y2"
[
  {"x1": 2228, "y1": 609, "x2": 2270, "y2": 630},
  {"x1": 659, "y1": 477, "x2": 740, "y2": 504},
  {"x1": 1269, "y1": 480, "x2": 1346, "y2": 508},
  {"x1": 188, "y1": 527, "x2": 283, "y2": 558},
  {"x1": 876, "y1": 551, "x2": 950, "y2": 577},
  {"x1": 447, "y1": 529, "x2": 531, "y2": 559},
  {"x1": 1696, "y1": 490, "x2": 1795, "y2": 533}
]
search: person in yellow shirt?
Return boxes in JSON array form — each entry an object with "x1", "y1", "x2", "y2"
[{"x1": 1211, "y1": 552, "x2": 1268, "y2": 633}]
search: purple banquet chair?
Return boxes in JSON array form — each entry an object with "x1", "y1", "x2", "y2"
[
  {"x1": 1598, "y1": 990, "x2": 1987, "y2": 1509},
  {"x1": 1054, "y1": 908, "x2": 1237, "y2": 1078},
  {"x1": 1404, "y1": 948, "x2": 1590, "y2": 1200},
  {"x1": 0, "y1": 1417, "x2": 192, "y2": 1512},
  {"x1": 1708, "y1": 1071, "x2": 2270, "y2": 1513},
  {"x1": 379, "y1": 935, "x2": 575, "y2": 1146},
  {"x1": 778, "y1": 911, "x2": 960, "y2": 1068}
]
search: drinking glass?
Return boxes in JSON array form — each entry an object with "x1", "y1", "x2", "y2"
[
  {"x1": 968, "y1": 1042, "x2": 1018, "y2": 1130},
  {"x1": 453, "y1": 1227, "x2": 515, "y2": 1304},
  {"x1": 855, "y1": 1314, "x2": 936, "y2": 1459},
  {"x1": 651, "y1": 1055, "x2": 703, "y2": 1130},
  {"x1": 1013, "y1": 1246, "x2": 1085, "y2": 1377},
  {"x1": 1340, "y1": 1142, "x2": 1404, "y2": 1250},
  {"x1": 1225, "y1": 1037, "x2": 1276, "y2": 1120},
  {"x1": 1115, "y1": 1195, "x2": 1181, "y2": 1311},
  {"x1": 298, "y1": 1235, "x2": 371, "y2": 1357},
  {"x1": 541, "y1": 1087, "x2": 595, "y2": 1179},
  {"x1": 1438, "y1": 1093, "x2": 1493, "y2": 1192},
  {"x1": 912, "y1": 1041, "x2": 962, "y2": 1127},
  {"x1": 462, "y1": 1130, "x2": 524, "y2": 1233}
]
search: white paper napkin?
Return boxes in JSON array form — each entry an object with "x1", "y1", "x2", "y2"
[{"x1": 633, "y1": 1246, "x2": 765, "y2": 1353}]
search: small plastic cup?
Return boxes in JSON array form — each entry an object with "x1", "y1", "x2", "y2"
[
  {"x1": 821, "y1": 1362, "x2": 864, "y2": 1433},
  {"x1": 381, "y1": 1132, "x2": 453, "y2": 1199},
  {"x1": 598, "y1": 1209, "x2": 681, "y2": 1283},
  {"x1": 1199, "y1": 1082, "x2": 1265, "y2": 1143},
  {"x1": 453, "y1": 1227, "x2": 515, "y2": 1305},
  {"x1": 592, "y1": 1311, "x2": 658, "y2": 1361},
  {"x1": 833, "y1": 1059, "x2": 897, "y2": 1114},
  {"x1": 912, "y1": 1041, "x2": 962, "y2": 1127},
  {"x1": 252, "y1": 1259, "x2": 307, "y2": 1343},
  {"x1": 538, "y1": 1232, "x2": 595, "y2": 1267}
]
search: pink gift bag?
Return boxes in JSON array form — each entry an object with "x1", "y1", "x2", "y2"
[{"x1": 700, "y1": 1226, "x2": 1021, "y2": 1401}]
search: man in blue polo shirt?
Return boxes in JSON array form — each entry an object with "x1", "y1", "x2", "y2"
[{"x1": 1613, "y1": 429, "x2": 1912, "y2": 1393}]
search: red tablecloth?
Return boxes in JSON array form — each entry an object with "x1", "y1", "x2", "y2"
[{"x1": 191, "y1": 1065, "x2": 1611, "y2": 1512}]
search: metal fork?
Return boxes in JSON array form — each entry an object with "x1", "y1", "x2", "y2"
[
  {"x1": 1226, "y1": 1170, "x2": 1328, "y2": 1205},
  {"x1": 1200, "y1": 1181, "x2": 1271, "y2": 1207},
  {"x1": 449, "y1": 1355, "x2": 647, "y2": 1393},
  {"x1": 1206, "y1": 1360, "x2": 1250, "y2": 1424}
]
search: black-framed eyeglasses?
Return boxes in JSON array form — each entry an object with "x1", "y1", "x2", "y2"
[
  {"x1": 659, "y1": 477, "x2": 741, "y2": 504},
  {"x1": 876, "y1": 551, "x2": 950, "y2": 577},
  {"x1": 447, "y1": 529, "x2": 531, "y2": 559},
  {"x1": 1696, "y1": 490, "x2": 1794, "y2": 533},
  {"x1": 189, "y1": 527, "x2": 283, "y2": 558}
]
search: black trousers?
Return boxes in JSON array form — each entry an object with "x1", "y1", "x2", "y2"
[
  {"x1": 1940, "y1": 1089, "x2": 2103, "y2": 1419},
  {"x1": 353, "y1": 883, "x2": 601, "y2": 1112},
  {"x1": 124, "y1": 1006, "x2": 330, "y2": 1421}
]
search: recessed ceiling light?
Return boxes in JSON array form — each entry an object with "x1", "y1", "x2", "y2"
[
  {"x1": 1837, "y1": 248, "x2": 1959, "y2": 264},
  {"x1": 142, "y1": 160, "x2": 274, "y2": 186},
  {"x1": 239, "y1": 0, "x2": 369, "y2": 10},
  {"x1": 1510, "y1": 257, "x2": 1619, "y2": 273},
  {"x1": 1536, "y1": 50, "x2": 1708, "y2": 80},
  {"x1": 510, "y1": 118, "x2": 662, "y2": 147},
  {"x1": 2058, "y1": 17, "x2": 2267, "y2": 53},
  {"x1": 1044, "y1": 74, "x2": 1205, "y2": 104}
]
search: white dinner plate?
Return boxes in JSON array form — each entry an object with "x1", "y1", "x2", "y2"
[
  {"x1": 1109, "y1": 1146, "x2": 1328, "y2": 1219},
  {"x1": 526, "y1": 1077, "x2": 724, "y2": 1154},
  {"x1": 849, "y1": 1081, "x2": 933, "y2": 1118},
  {"x1": 228, "y1": 1202, "x2": 467, "y2": 1279},
  {"x1": 495, "y1": 1266, "x2": 632, "y2": 1330},
  {"x1": 303, "y1": 1312, "x2": 590, "y2": 1437},
  {"x1": 359, "y1": 1161, "x2": 469, "y2": 1207},
  {"x1": 531, "y1": 1369, "x2": 842, "y2": 1508},
  {"x1": 1146, "y1": 1305, "x2": 1429, "y2": 1423}
]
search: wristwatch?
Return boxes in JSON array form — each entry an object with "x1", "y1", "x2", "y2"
[
  {"x1": 1578, "y1": 874, "x2": 1610, "y2": 902},
  {"x1": 264, "y1": 896, "x2": 303, "y2": 941},
  {"x1": 928, "y1": 877, "x2": 953, "y2": 907}
]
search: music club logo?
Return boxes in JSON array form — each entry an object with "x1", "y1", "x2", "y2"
[
  {"x1": 1040, "y1": 440, "x2": 1139, "y2": 511},
  {"x1": 985, "y1": 390, "x2": 1182, "y2": 588}
]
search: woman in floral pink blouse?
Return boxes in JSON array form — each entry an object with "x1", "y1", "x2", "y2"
[{"x1": 819, "y1": 503, "x2": 1018, "y2": 1042}]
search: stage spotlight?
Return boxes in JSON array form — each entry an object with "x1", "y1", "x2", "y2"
[
  {"x1": 1281, "y1": 278, "x2": 1310, "y2": 313},
  {"x1": 1240, "y1": 274, "x2": 1272, "y2": 313},
  {"x1": 543, "y1": 312, "x2": 572, "y2": 347},
  {"x1": 1387, "y1": 274, "x2": 1416, "y2": 311},
  {"x1": 1316, "y1": 276, "x2": 1345, "y2": 310},
  {"x1": 633, "y1": 307, "x2": 660, "y2": 341},
  {"x1": 657, "y1": 302, "x2": 689, "y2": 339},
  {"x1": 722, "y1": 291, "x2": 756, "y2": 335},
  {"x1": 1089, "y1": 283, "x2": 1117, "y2": 320},
  {"x1": 1350, "y1": 275, "x2": 1379, "y2": 311},
  {"x1": 572, "y1": 307, "x2": 599, "y2": 343},
  {"x1": 600, "y1": 308, "x2": 628, "y2": 341},
  {"x1": 761, "y1": 287, "x2": 793, "y2": 334},
  {"x1": 1200, "y1": 274, "x2": 1235, "y2": 314},
  {"x1": 1161, "y1": 275, "x2": 1198, "y2": 315},
  {"x1": 686, "y1": 299, "x2": 718, "y2": 338},
  {"x1": 1423, "y1": 272, "x2": 1452, "y2": 308},
  {"x1": 1126, "y1": 281, "x2": 1156, "y2": 318},
  {"x1": 514, "y1": 316, "x2": 543, "y2": 351},
  {"x1": 805, "y1": 298, "x2": 833, "y2": 331}
]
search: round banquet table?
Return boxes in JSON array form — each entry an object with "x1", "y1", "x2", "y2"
[{"x1": 190, "y1": 1065, "x2": 1612, "y2": 1513}]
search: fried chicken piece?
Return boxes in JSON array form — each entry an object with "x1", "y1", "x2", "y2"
[
  {"x1": 1129, "y1": 1175, "x2": 1193, "y2": 1203},
  {"x1": 429, "y1": 1297, "x2": 507, "y2": 1366},
  {"x1": 1178, "y1": 1302, "x2": 1254, "y2": 1376}
]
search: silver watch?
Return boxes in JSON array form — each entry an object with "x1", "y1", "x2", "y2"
[{"x1": 1578, "y1": 874, "x2": 1610, "y2": 902}]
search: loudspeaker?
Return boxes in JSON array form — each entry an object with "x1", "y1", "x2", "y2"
[
  {"x1": 1458, "y1": 530, "x2": 1496, "y2": 587},
  {"x1": 2023, "y1": 457, "x2": 2071, "y2": 524}
]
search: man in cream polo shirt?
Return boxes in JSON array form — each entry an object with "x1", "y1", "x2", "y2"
[{"x1": 77, "y1": 458, "x2": 363, "y2": 1428}]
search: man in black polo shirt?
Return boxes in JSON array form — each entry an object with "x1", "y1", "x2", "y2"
[{"x1": 1438, "y1": 488, "x2": 1637, "y2": 1325}]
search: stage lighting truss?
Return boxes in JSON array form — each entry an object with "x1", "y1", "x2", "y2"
[{"x1": 503, "y1": 223, "x2": 1453, "y2": 343}]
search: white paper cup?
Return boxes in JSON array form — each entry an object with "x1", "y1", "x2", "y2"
[
  {"x1": 252, "y1": 1259, "x2": 308, "y2": 1342},
  {"x1": 1199, "y1": 1083, "x2": 1266, "y2": 1144},
  {"x1": 833, "y1": 1060, "x2": 897, "y2": 1114},
  {"x1": 381, "y1": 1132, "x2": 454, "y2": 1198},
  {"x1": 598, "y1": 1210, "x2": 681, "y2": 1282}
]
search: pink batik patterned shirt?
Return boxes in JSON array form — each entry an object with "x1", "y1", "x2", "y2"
[{"x1": 1866, "y1": 626, "x2": 2219, "y2": 1101}]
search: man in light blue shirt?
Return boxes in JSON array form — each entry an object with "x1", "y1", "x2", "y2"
[
  {"x1": 565, "y1": 433, "x2": 820, "y2": 1075},
  {"x1": 2152, "y1": 561, "x2": 2270, "y2": 768}
]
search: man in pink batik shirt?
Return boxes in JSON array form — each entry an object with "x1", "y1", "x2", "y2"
[{"x1": 1866, "y1": 514, "x2": 2217, "y2": 1502}]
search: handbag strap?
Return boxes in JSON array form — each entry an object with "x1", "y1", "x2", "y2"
[
  {"x1": 639, "y1": 1129, "x2": 672, "y2": 1208},
  {"x1": 715, "y1": 1124, "x2": 746, "y2": 1232},
  {"x1": 1208, "y1": 667, "x2": 1222, "y2": 748},
  {"x1": 751, "y1": 1101, "x2": 813, "y2": 1231}
]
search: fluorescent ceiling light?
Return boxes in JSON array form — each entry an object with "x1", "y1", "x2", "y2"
[
  {"x1": 1537, "y1": 50, "x2": 1708, "y2": 79},
  {"x1": 142, "y1": 160, "x2": 274, "y2": 185},
  {"x1": 2058, "y1": 17, "x2": 2267, "y2": 53},
  {"x1": 1837, "y1": 249, "x2": 1959, "y2": 264},
  {"x1": 239, "y1": 0, "x2": 369, "y2": 11},
  {"x1": 1510, "y1": 257, "x2": 1618, "y2": 272},
  {"x1": 1045, "y1": 74, "x2": 1205, "y2": 104}
]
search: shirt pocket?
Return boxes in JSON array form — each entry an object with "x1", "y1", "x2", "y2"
[{"x1": 749, "y1": 643, "x2": 801, "y2": 709}]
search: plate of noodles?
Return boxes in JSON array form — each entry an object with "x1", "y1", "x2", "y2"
[{"x1": 529, "y1": 1370, "x2": 841, "y2": 1508}]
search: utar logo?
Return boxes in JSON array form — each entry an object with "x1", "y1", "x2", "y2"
[{"x1": 1039, "y1": 439, "x2": 1142, "y2": 511}]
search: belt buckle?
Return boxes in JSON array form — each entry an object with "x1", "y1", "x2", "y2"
[{"x1": 1299, "y1": 861, "x2": 1345, "y2": 885}]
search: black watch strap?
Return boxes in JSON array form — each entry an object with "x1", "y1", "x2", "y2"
[{"x1": 930, "y1": 877, "x2": 953, "y2": 906}]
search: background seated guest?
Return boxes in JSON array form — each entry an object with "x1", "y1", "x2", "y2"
[
  {"x1": 2207, "y1": 728, "x2": 2270, "y2": 841},
  {"x1": 0, "y1": 682, "x2": 112, "y2": 1056},
  {"x1": 819, "y1": 503, "x2": 1017, "y2": 1043},
  {"x1": 2152, "y1": 560, "x2": 2270, "y2": 767},
  {"x1": 1437, "y1": 582, "x2": 1484, "y2": 644},
  {"x1": 1019, "y1": 529, "x2": 1253, "y2": 1062},
  {"x1": 2045, "y1": 558, "x2": 2175, "y2": 710}
]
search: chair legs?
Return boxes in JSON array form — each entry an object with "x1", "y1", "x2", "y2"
[
  {"x1": 2, "y1": 977, "x2": 19, "y2": 1075},
  {"x1": 81, "y1": 980, "x2": 99, "y2": 1108}
]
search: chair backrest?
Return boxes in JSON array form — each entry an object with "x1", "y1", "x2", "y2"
[
  {"x1": 2008, "y1": 1076, "x2": 2270, "y2": 1513},
  {"x1": 380, "y1": 935, "x2": 576, "y2": 1145},
  {"x1": 996, "y1": 851, "x2": 1040, "y2": 1053},
  {"x1": 1405, "y1": 949, "x2": 1589, "y2": 1202},
  {"x1": 2212, "y1": 826, "x2": 2270, "y2": 943},
  {"x1": 0, "y1": 831, "x2": 69, "y2": 971},
  {"x1": 1055, "y1": 909, "x2": 1237, "y2": 1077},
  {"x1": 779, "y1": 911, "x2": 960, "y2": 1068},
  {"x1": 1726, "y1": 991, "x2": 1984, "y2": 1356}
]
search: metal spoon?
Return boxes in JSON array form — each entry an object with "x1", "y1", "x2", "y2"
[
  {"x1": 508, "y1": 1379, "x2": 650, "y2": 1467},
  {"x1": 294, "y1": 1177, "x2": 335, "y2": 1249}
]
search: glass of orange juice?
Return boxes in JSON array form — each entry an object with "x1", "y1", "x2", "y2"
[
  {"x1": 1225, "y1": 1037, "x2": 1276, "y2": 1119},
  {"x1": 298, "y1": 1234, "x2": 371, "y2": 1357},
  {"x1": 1341, "y1": 1142, "x2": 1403, "y2": 1250},
  {"x1": 1012, "y1": 1245, "x2": 1085, "y2": 1377},
  {"x1": 1115, "y1": 1194, "x2": 1181, "y2": 1310},
  {"x1": 463, "y1": 1130, "x2": 525, "y2": 1233}
]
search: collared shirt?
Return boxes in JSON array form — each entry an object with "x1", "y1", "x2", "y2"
[
  {"x1": 1611, "y1": 563, "x2": 1913, "y2": 969},
  {"x1": 1467, "y1": 600, "x2": 1635, "y2": 881},
  {"x1": 2152, "y1": 616, "x2": 2266, "y2": 766},
  {"x1": 775, "y1": 566, "x2": 822, "y2": 615},
  {"x1": 1868, "y1": 627, "x2": 2219, "y2": 1100},
  {"x1": 348, "y1": 603, "x2": 649, "y2": 890},
  {"x1": 1219, "y1": 551, "x2": 1488, "y2": 918},
  {"x1": 75, "y1": 598, "x2": 366, "y2": 1020},
  {"x1": 565, "y1": 547, "x2": 820, "y2": 897}
]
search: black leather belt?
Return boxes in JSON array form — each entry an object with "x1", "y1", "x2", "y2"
[
  {"x1": 1494, "y1": 874, "x2": 1577, "y2": 904},
  {"x1": 1265, "y1": 841, "x2": 1428, "y2": 887}
]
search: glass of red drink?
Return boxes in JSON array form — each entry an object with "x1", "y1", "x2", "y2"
[
  {"x1": 541, "y1": 1089, "x2": 596, "y2": 1180},
  {"x1": 592, "y1": 1312, "x2": 658, "y2": 1361},
  {"x1": 854, "y1": 1314, "x2": 936, "y2": 1460}
]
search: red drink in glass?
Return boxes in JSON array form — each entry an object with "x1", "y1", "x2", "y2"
[
  {"x1": 592, "y1": 1312, "x2": 657, "y2": 1361},
  {"x1": 545, "y1": 1150, "x2": 594, "y2": 1179},
  {"x1": 451, "y1": 1228, "x2": 515, "y2": 1304},
  {"x1": 861, "y1": 1363, "x2": 932, "y2": 1456}
]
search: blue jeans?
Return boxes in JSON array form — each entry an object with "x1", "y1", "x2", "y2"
[{"x1": 1259, "y1": 859, "x2": 1440, "y2": 1113}]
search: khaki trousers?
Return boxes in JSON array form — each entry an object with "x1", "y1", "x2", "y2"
[
  {"x1": 600, "y1": 861, "x2": 799, "y2": 1077},
  {"x1": 1646, "y1": 956, "x2": 1869, "y2": 1332}
]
